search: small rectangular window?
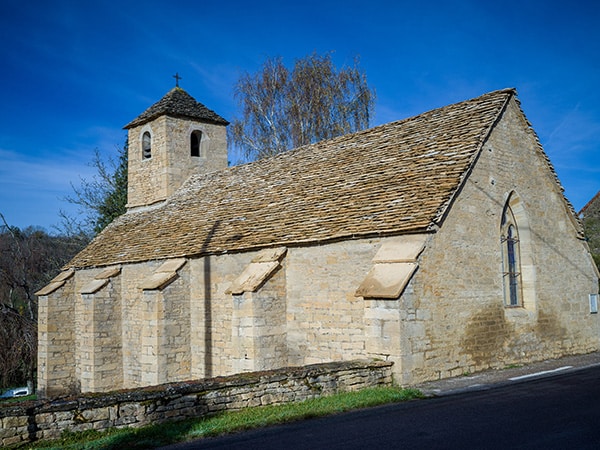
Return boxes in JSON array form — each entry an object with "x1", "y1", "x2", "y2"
[{"x1": 590, "y1": 294, "x2": 598, "y2": 314}]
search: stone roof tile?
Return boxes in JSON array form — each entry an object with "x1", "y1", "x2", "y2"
[
  {"x1": 124, "y1": 87, "x2": 229, "y2": 129},
  {"x1": 69, "y1": 89, "x2": 516, "y2": 268},
  {"x1": 580, "y1": 190, "x2": 600, "y2": 217}
]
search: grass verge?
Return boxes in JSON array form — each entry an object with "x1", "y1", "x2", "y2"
[
  {"x1": 28, "y1": 386, "x2": 423, "y2": 449},
  {"x1": 0, "y1": 394, "x2": 37, "y2": 404}
]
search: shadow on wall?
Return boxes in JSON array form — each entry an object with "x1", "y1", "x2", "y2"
[{"x1": 203, "y1": 220, "x2": 220, "y2": 378}]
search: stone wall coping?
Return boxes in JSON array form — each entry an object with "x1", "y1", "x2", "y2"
[{"x1": 0, "y1": 359, "x2": 392, "y2": 418}]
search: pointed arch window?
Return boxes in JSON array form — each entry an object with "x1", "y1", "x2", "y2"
[
  {"x1": 501, "y1": 203, "x2": 522, "y2": 307},
  {"x1": 191, "y1": 130, "x2": 202, "y2": 157},
  {"x1": 142, "y1": 131, "x2": 152, "y2": 159}
]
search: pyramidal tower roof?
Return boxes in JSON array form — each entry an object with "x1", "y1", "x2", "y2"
[{"x1": 124, "y1": 87, "x2": 229, "y2": 129}]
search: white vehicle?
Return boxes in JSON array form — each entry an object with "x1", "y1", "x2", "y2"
[{"x1": 0, "y1": 386, "x2": 31, "y2": 399}]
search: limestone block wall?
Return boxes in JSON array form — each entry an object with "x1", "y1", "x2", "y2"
[
  {"x1": 37, "y1": 276, "x2": 77, "y2": 398},
  {"x1": 285, "y1": 240, "x2": 378, "y2": 366},
  {"x1": 118, "y1": 261, "x2": 194, "y2": 389},
  {"x1": 189, "y1": 257, "x2": 211, "y2": 379},
  {"x1": 127, "y1": 120, "x2": 168, "y2": 207},
  {"x1": 191, "y1": 239, "x2": 404, "y2": 381},
  {"x1": 79, "y1": 277, "x2": 123, "y2": 393},
  {"x1": 127, "y1": 116, "x2": 227, "y2": 208},
  {"x1": 189, "y1": 253, "x2": 248, "y2": 379},
  {"x1": 121, "y1": 261, "x2": 162, "y2": 388},
  {"x1": 2, "y1": 360, "x2": 392, "y2": 448},
  {"x1": 405, "y1": 97, "x2": 600, "y2": 383},
  {"x1": 231, "y1": 262, "x2": 287, "y2": 373},
  {"x1": 364, "y1": 299, "x2": 402, "y2": 364},
  {"x1": 137, "y1": 268, "x2": 191, "y2": 387},
  {"x1": 187, "y1": 241, "x2": 385, "y2": 381},
  {"x1": 188, "y1": 243, "x2": 376, "y2": 381},
  {"x1": 157, "y1": 266, "x2": 191, "y2": 384},
  {"x1": 163, "y1": 116, "x2": 228, "y2": 178}
]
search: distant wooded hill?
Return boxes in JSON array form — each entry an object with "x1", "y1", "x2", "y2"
[{"x1": 0, "y1": 224, "x2": 86, "y2": 388}]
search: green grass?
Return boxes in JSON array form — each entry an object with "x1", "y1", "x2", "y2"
[
  {"x1": 0, "y1": 393, "x2": 37, "y2": 404},
  {"x1": 27, "y1": 386, "x2": 423, "y2": 449},
  {"x1": 504, "y1": 364, "x2": 523, "y2": 370}
]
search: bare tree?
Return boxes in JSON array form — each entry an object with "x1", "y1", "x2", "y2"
[
  {"x1": 230, "y1": 52, "x2": 376, "y2": 160},
  {"x1": 0, "y1": 303, "x2": 36, "y2": 389},
  {"x1": 0, "y1": 215, "x2": 84, "y2": 389},
  {"x1": 0, "y1": 214, "x2": 36, "y2": 320},
  {"x1": 0, "y1": 214, "x2": 84, "y2": 320}
]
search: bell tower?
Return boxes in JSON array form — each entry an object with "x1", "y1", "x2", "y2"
[{"x1": 124, "y1": 86, "x2": 229, "y2": 210}]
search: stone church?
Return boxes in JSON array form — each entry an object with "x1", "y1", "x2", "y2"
[{"x1": 37, "y1": 87, "x2": 600, "y2": 398}]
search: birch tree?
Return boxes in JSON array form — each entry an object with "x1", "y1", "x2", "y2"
[{"x1": 230, "y1": 53, "x2": 375, "y2": 160}]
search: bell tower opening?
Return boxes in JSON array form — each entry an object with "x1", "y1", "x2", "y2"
[
  {"x1": 191, "y1": 130, "x2": 202, "y2": 157},
  {"x1": 142, "y1": 131, "x2": 152, "y2": 159}
]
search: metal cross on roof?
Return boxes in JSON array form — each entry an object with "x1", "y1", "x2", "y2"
[{"x1": 173, "y1": 72, "x2": 182, "y2": 87}]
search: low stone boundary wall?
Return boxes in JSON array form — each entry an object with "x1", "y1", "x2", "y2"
[{"x1": 0, "y1": 359, "x2": 392, "y2": 447}]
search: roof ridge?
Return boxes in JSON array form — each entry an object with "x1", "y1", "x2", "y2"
[
  {"x1": 217, "y1": 88, "x2": 517, "y2": 174},
  {"x1": 429, "y1": 88, "x2": 515, "y2": 226},
  {"x1": 580, "y1": 190, "x2": 600, "y2": 217},
  {"x1": 273, "y1": 88, "x2": 517, "y2": 155}
]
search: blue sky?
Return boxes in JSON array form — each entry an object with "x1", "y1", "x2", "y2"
[{"x1": 0, "y1": 0, "x2": 598, "y2": 231}]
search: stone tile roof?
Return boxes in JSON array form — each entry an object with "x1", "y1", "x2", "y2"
[
  {"x1": 580, "y1": 191, "x2": 600, "y2": 218},
  {"x1": 124, "y1": 87, "x2": 229, "y2": 129},
  {"x1": 69, "y1": 89, "x2": 517, "y2": 269}
]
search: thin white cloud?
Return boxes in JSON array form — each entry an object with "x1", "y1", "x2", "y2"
[
  {"x1": 542, "y1": 103, "x2": 583, "y2": 148},
  {"x1": 0, "y1": 148, "x2": 96, "y2": 229},
  {"x1": 0, "y1": 149, "x2": 91, "y2": 189}
]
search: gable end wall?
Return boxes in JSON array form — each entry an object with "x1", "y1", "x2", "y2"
[{"x1": 406, "y1": 97, "x2": 600, "y2": 383}]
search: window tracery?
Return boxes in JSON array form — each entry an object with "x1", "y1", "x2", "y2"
[{"x1": 501, "y1": 200, "x2": 522, "y2": 307}]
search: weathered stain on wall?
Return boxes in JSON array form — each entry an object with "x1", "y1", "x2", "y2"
[{"x1": 462, "y1": 304, "x2": 510, "y2": 366}]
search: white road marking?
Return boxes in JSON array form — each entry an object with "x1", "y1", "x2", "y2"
[{"x1": 509, "y1": 366, "x2": 573, "y2": 381}]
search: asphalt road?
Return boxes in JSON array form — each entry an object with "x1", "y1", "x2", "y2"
[{"x1": 165, "y1": 365, "x2": 600, "y2": 449}]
